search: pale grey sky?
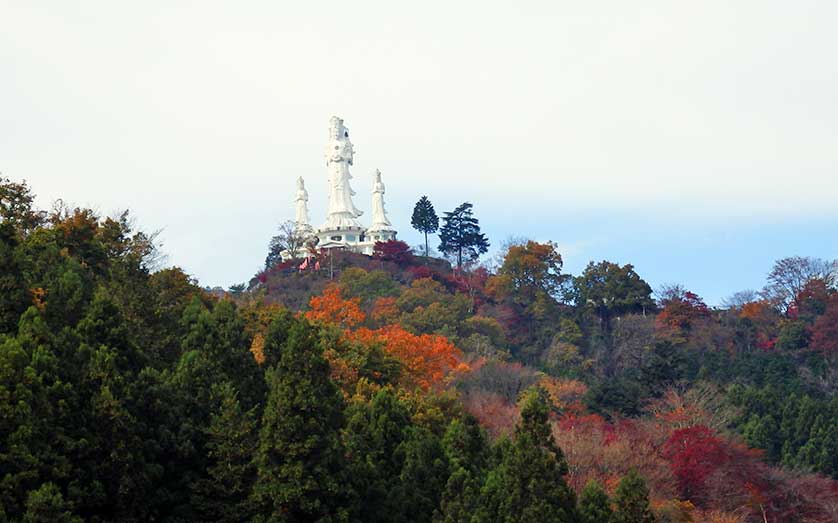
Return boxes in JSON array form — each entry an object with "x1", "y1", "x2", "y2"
[{"x1": 2, "y1": 1, "x2": 837, "y2": 302}]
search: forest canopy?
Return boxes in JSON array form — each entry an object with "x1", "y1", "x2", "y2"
[{"x1": 1, "y1": 177, "x2": 837, "y2": 522}]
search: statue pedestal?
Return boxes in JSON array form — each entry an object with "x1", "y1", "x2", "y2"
[{"x1": 315, "y1": 226, "x2": 397, "y2": 256}]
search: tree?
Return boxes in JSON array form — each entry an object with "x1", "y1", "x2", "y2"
[
  {"x1": 475, "y1": 388, "x2": 577, "y2": 523},
  {"x1": 0, "y1": 177, "x2": 45, "y2": 236},
  {"x1": 0, "y1": 222, "x2": 29, "y2": 334},
  {"x1": 762, "y1": 256, "x2": 837, "y2": 312},
  {"x1": 491, "y1": 241, "x2": 569, "y2": 308},
  {"x1": 351, "y1": 325, "x2": 467, "y2": 391},
  {"x1": 662, "y1": 425, "x2": 730, "y2": 502},
  {"x1": 252, "y1": 319, "x2": 349, "y2": 522},
  {"x1": 305, "y1": 284, "x2": 365, "y2": 329},
  {"x1": 265, "y1": 220, "x2": 314, "y2": 268},
  {"x1": 191, "y1": 382, "x2": 258, "y2": 523},
  {"x1": 23, "y1": 483, "x2": 81, "y2": 523},
  {"x1": 411, "y1": 196, "x2": 439, "y2": 258},
  {"x1": 611, "y1": 469, "x2": 656, "y2": 523},
  {"x1": 344, "y1": 388, "x2": 413, "y2": 522},
  {"x1": 572, "y1": 261, "x2": 655, "y2": 325},
  {"x1": 577, "y1": 480, "x2": 612, "y2": 523},
  {"x1": 438, "y1": 203, "x2": 489, "y2": 270},
  {"x1": 810, "y1": 296, "x2": 838, "y2": 355},
  {"x1": 373, "y1": 240, "x2": 414, "y2": 265}
]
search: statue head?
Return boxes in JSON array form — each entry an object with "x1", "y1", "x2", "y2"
[
  {"x1": 329, "y1": 116, "x2": 348, "y2": 140},
  {"x1": 374, "y1": 169, "x2": 382, "y2": 183},
  {"x1": 296, "y1": 176, "x2": 305, "y2": 190}
]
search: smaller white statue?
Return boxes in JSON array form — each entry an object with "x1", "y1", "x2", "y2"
[
  {"x1": 369, "y1": 169, "x2": 392, "y2": 231},
  {"x1": 294, "y1": 177, "x2": 310, "y2": 229}
]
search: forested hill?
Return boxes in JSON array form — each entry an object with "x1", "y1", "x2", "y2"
[{"x1": 1, "y1": 177, "x2": 837, "y2": 522}]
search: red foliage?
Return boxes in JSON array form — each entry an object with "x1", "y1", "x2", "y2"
[
  {"x1": 461, "y1": 391, "x2": 519, "y2": 438},
  {"x1": 810, "y1": 296, "x2": 838, "y2": 355},
  {"x1": 656, "y1": 291, "x2": 711, "y2": 339},
  {"x1": 372, "y1": 240, "x2": 414, "y2": 265},
  {"x1": 662, "y1": 425, "x2": 731, "y2": 502},
  {"x1": 406, "y1": 265, "x2": 434, "y2": 280}
]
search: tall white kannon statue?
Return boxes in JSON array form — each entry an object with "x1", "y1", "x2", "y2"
[
  {"x1": 368, "y1": 169, "x2": 392, "y2": 232},
  {"x1": 323, "y1": 116, "x2": 363, "y2": 229},
  {"x1": 294, "y1": 177, "x2": 310, "y2": 229}
]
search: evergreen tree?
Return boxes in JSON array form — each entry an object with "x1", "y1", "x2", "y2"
[
  {"x1": 438, "y1": 202, "x2": 489, "y2": 270},
  {"x1": 475, "y1": 388, "x2": 577, "y2": 523},
  {"x1": 252, "y1": 319, "x2": 348, "y2": 522},
  {"x1": 434, "y1": 417, "x2": 489, "y2": 523},
  {"x1": 395, "y1": 427, "x2": 450, "y2": 523},
  {"x1": 578, "y1": 480, "x2": 612, "y2": 523},
  {"x1": 411, "y1": 196, "x2": 439, "y2": 258},
  {"x1": 344, "y1": 388, "x2": 412, "y2": 523},
  {"x1": 0, "y1": 222, "x2": 28, "y2": 334},
  {"x1": 611, "y1": 469, "x2": 656, "y2": 523},
  {"x1": 23, "y1": 483, "x2": 81, "y2": 523},
  {"x1": 191, "y1": 382, "x2": 257, "y2": 523}
]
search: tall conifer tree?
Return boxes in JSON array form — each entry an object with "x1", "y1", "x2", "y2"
[
  {"x1": 612, "y1": 469, "x2": 656, "y2": 523},
  {"x1": 252, "y1": 319, "x2": 348, "y2": 522},
  {"x1": 411, "y1": 196, "x2": 439, "y2": 258},
  {"x1": 438, "y1": 202, "x2": 489, "y2": 270}
]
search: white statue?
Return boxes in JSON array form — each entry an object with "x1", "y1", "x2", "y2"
[
  {"x1": 294, "y1": 177, "x2": 310, "y2": 228},
  {"x1": 323, "y1": 116, "x2": 363, "y2": 228},
  {"x1": 369, "y1": 169, "x2": 392, "y2": 231}
]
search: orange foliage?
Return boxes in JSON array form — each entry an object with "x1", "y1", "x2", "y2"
[
  {"x1": 370, "y1": 296, "x2": 399, "y2": 325},
  {"x1": 31, "y1": 287, "x2": 46, "y2": 311},
  {"x1": 305, "y1": 284, "x2": 365, "y2": 329},
  {"x1": 739, "y1": 301, "x2": 771, "y2": 321},
  {"x1": 350, "y1": 324, "x2": 468, "y2": 391},
  {"x1": 250, "y1": 333, "x2": 265, "y2": 364},
  {"x1": 539, "y1": 376, "x2": 588, "y2": 415}
]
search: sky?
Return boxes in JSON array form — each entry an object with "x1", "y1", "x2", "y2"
[{"x1": 2, "y1": 1, "x2": 836, "y2": 305}]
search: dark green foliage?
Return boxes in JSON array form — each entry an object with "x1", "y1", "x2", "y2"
[
  {"x1": 395, "y1": 427, "x2": 450, "y2": 523},
  {"x1": 0, "y1": 223, "x2": 29, "y2": 334},
  {"x1": 252, "y1": 319, "x2": 349, "y2": 522},
  {"x1": 578, "y1": 480, "x2": 612, "y2": 523},
  {"x1": 775, "y1": 320, "x2": 809, "y2": 351},
  {"x1": 573, "y1": 261, "x2": 655, "y2": 324},
  {"x1": 611, "y1": 469, "x2": 656, "y2": 523},
  {"x1": 731, "y1": 385, "x2": 838, "y2": 477},
  {"x1": 191, "y1": 383, "x2": 257, "y2": 522},
  {"x1": 0, "y1": 177, "x2": 44, "y2": 235},
  {"x1": 412, "y1": 196, "x2": 439, "y2": 258},
  {"x1": 22, "y1": 483, "x2": 80, "y2": 523},
  {"x1": 438, "y1": 202, "x2": 489, "y2": 269},
  {"x1": 474, "y1": 388, "x2": 577, "y2": 523},
  {"x1": 345, "y1": 388, "x2": 413, "y2": 522}
]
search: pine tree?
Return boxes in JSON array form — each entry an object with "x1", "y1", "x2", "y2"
[
  {"x1": 0, "y1": 222, "x2": 28, "y2": 334},
  {"x1": 344, "y1": 388, "x2": 412, "y2": 523},
  {"x1": 475, "y1": 388, "x2": 577, "y2": 523},
  {"x1": 438, "y1": 202, "x2": 489, "y2": 270},
  {"x1": 395, "y1": 427, "x2": 450, "y2": 523},
  {"x1": 252, "y1": 319, "x2": 348, "y2": 522},
  {"x1": 411, "y1": 196, "x2": 439, "y2": 258},
  {"x1": 578, "y1": 480, "x2": 612, "y2": 523},
  {"x1": 612, "y1": 469, "x2": 656, "y2": 523},
  {"x1": 23, "y1": 483, "x2": 81, "y2": 523},
  {"x1": 191, "y1": 382, "x2": 257, "y2": 523},
  {"x1": 434, "y1": 417, "x2": 489, "y2": 523}
]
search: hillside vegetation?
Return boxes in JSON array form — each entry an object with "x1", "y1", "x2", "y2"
[{"x1": 1, "y1": 177, "x2": 836, "y2": 522}]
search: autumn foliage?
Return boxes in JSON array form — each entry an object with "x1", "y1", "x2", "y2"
[
  {"x1": 351, "y1": 325, "x2": 468, "y2": 391},
  {"x1": 305, "y1": 284, "x2": 365, "y2": 329}
]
